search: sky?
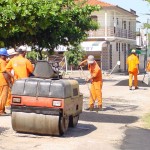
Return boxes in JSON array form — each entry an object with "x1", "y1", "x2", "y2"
[{"x1": 103, "y1": 0, "x2": 150, "y2": 28}]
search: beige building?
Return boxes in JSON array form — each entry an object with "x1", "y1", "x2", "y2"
[
  {"x1": 81, "y1": 0, "x2": 138, "y2": 72},
  {"x1": 55, "y1": 0, "x2": 143, "y2": 72}
]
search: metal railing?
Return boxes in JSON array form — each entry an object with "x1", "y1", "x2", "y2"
[{"x1": 88, "y1": 27, "x2": 136, "y2": 39}]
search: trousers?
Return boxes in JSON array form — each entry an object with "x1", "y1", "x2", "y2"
[
  {"x1": 129, "y1": 71, "x2": 138, "y2": 87},
  {"x1": 89, "y1": 81, "x2": 102, "y2": 106},
  {"x1": 0, "y1": 85, "x2": 9, "y2": 114}
]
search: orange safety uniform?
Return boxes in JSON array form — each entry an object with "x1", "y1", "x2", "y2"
[
  {"x1": 127, "y1": 54, "x2": 139, "y2": 88},
  {"x1": 5, "y1": 55, "x2": 34, "y2": 80},
  {"x1": 88, "y1": 61, "x2": 103, "y2": 107},
  {"x1": 146, "y1": 60, "x2": 150, "y2": 72},
  {"x1": 0, "y1": 58, "x2": 9, "y2": 114},
  {"x1": 5, "y1": 59, "x2": 15, "y2": 107}
]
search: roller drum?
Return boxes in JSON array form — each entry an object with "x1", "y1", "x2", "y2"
[{"x1": 12, "y1": 112, "x2": 60, "y2": 135}]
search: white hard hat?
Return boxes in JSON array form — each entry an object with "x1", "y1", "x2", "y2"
[
  {"x1": 17, "y1": 45, "x2": 27, "y2": 52},
  {"x1": 7, "y1": 48, "x2": 18, "y2": 55},
  {"x1": 87, "y1": 55, "x2": 95, "y2": 64},
  {"x1": 131, "y1": 49, "x2": 136, "y2": 53}
]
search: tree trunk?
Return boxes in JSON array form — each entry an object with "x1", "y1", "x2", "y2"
[
  {"x1": 38, "y1": 50, "x2": 43, "y2": 60},
  {"x1": 71, "y1": 65, "x2": 73, "y2": 74}
]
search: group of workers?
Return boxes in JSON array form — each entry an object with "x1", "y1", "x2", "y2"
[
  {"x1": 0, "y1": 47, "x2": 150, "y2": 114},
  {"x1": 0, "y1": 46, "x2": 34, "y2": 115},
  {"x1": 79, "y1": 49, "x2": 150, "y2": 111}
]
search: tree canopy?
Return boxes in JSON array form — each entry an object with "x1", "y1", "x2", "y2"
[
  {"x1": 0, "y1": 0, "x2": 100, "y2": 55},
  {"x1": 64, "y1": 44, "x2": 86, "y2": 67}
]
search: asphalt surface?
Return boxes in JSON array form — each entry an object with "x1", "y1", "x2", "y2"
[{"x1": 0, "y1": 71, "x2": 150, "y2": 150}]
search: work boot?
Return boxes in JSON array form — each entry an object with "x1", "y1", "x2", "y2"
[
  {"x1": 85, "y1": 104, "x2": 94, "y2": 111},
  {"x1": 97, "y1": 105, "x2": 103, "y2": 111},
  {"x1": 135, "y1": 87, "x2": 139, "y2": 90}
]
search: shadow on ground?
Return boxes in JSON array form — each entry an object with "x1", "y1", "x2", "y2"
[
  {"x1": 80, "y1": 111, "x2": 138, "y2": 124},
  {"x1": 120, "y1": 127, "x2": 150, "y2": 150},
  {"x1": 115, "y1": 79, "x2": 149, "y2": 88},
  {"x1": 83, "y1": 98, "x2": 138, "y2": 113},
  {"x1": 64, "y1": 123, "x2": 97, "y2": 137},
  {"x1": 15, "y1": 123, "x2": 96, "y2": 138},
  {"x1": 0, "y1": 127, "x2": 9, "y2": 134},
  {"x1": 103, "y1": 78, "x2": 120, "y2": 82}
]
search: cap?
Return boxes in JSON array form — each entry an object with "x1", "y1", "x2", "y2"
[
  {"x1": 131, "y1": 49, "x2": 136, "y2": 53},
  {"x1": 17, "y1": 45, "x2": 27, "y2": 52},
  {"x1": 7, "y1": 48, "x2": 18, "y2": 55},
  {"x1": 87, "y1": 55, "x2": 95, "y2": 64}
]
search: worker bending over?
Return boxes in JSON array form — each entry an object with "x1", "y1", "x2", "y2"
[
  {"x1": 79, "y1": 55, "x2": 103, "y2": 111},
  {"x1": 127, "y1": 49, "x2": 139, "y2": 90}
]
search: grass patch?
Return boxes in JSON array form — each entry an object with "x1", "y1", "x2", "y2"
[{"x1": 142, "y1": 113, "x2": 150, "y2": 129}]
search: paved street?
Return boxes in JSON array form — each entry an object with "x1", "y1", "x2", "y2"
[{"x1": 0, "y1": 72, "x2": 150, "y2": 150}]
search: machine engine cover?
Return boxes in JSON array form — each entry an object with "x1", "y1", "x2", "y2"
[{"x1": 12, "y1": 78, "x2": 79, "y2": 99}]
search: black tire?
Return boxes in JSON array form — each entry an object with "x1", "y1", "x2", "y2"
[
  {"x1": 59, "y1": 117, "x2": 69, "y2": 135},
  {"x1": 69, "y1": 115, "x2": 79, "y2": 127},
  {"x1": 148, "y1": 77, "x2": 150, "y2": 86}
]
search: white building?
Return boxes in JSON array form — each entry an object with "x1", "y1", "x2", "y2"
[
  {"x1": 83, "y1": 0, "x2": 139, "y2": 72},
  {"x1": 55, "y1": 0, "x2": 144, "y2": 72}
]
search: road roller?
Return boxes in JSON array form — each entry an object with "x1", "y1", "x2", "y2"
[{"x1": 11, "y1": 61, "x2": 83, "y2": 136}]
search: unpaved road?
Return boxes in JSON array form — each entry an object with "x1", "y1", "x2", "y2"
[{"x1": 0, "y1": 73, "x2": 150, "y2": 150}]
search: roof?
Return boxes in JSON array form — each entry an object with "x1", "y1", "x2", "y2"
[
  {"x1": 75, "y1": 0, "x2": 137, "y2": 16},
  {"x1": 86, "y1": 0, "x2": 114, "y2": 7},
  {"x1": 86, "y1": 0, "x2": 137, "y2": 16}
]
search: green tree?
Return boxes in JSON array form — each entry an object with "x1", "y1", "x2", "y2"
[
  {"x1": 64, "y1": 44, "x2": 86, "y2": 71},
  {"x1": 0, "y1": 0, "x2": 100, "y2": 59}
]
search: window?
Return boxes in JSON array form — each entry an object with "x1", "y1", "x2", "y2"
[
  {"x1": 116, "y1": 43, "x2": 118, "y2": 51},
  {"x1": 123, "y1": 21, "x2": 126, "y2": 29},
  {"x1": 91, "y1": 16, "x2": 98, "y2": 22},
  {"x1": 128, "y1": 44, "x2": 130, "y2": 55},
  {"x1": 116, "y1": 18, "x2": 119, "y2": 25},
  {"x1": 122, "y1": 43, "x2": 124, "y2": 51},
  {"x1": 118, "y1": 43, "x2": 121, "y2": 68},
  {"x1": 129, "y1": 22, "x2": 131, "y2": 30},
  {"x1": 109, "y1": 44, "x2": 112, "y2": 69},
  {"x1": 119, "y1": 43, "x2": 121, "y2": 61}
]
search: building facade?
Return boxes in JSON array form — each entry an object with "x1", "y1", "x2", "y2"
[
  {"x1": 55, "y1": 0, "x2": 143, "y2": 72},
  {"x1": 83, "y1": 0, "x2": 138, "y2": 72}
]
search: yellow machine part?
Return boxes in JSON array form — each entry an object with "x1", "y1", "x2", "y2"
[{"x1": 67, "y1": 80, "x2": 80, "y2": 98}]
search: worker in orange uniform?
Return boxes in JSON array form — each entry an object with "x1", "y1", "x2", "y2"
[
  {"x1": 0, "y1": 48, "x2": 10, "y2": 115},
  {"x1": 146, "y1": 58, "x2": 150, "y2": 85},
  {"x1": 146, "y1": 58, "x2": 150, "y2": 72},
  {"x1": 5, "y1": 46, "x2": 34, "y2": 80},
  {"x1": 127, "y1": 49, "x2": 139, "y2": 90},
  {"x1": 79, "y1": 55, "x2": 103, "y2": 111},
  {"x1": 5, "y1": 49, "x2": 18, "y2": 109}
]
